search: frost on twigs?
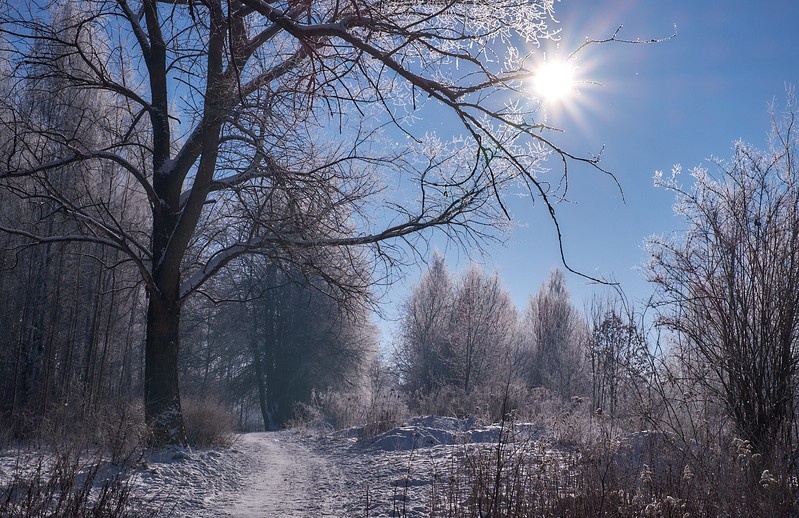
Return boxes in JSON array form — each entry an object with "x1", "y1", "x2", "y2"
[{"x1": 653, "y1": 164, "x2": 682, "y2": 189}]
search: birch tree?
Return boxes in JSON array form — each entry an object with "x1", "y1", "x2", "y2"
[
  {"x1": 522, "y1": 268, "x2": 587, "y2": 398},
  {"x1": 393, "y1": 252, "x2": 454, "y2": 395}
]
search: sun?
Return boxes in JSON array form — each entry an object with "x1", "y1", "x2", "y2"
[{"x1": 533, "y1": 60, "x2": 576, "y2": 102}]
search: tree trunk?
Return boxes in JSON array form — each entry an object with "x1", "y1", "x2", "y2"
[
  {"x1": 252, "y1": 343, "x2": 273, "y2": 430},
  {"x1": 144, "y1": 293, "x2": 187, "y2": 446}
]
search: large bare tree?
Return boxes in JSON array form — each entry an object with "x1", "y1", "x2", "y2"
[{"x1": 1, "y1": 0, "x2": 629, "y2": 444}]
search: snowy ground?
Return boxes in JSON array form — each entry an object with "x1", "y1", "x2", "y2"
[
  {"x1": 142, "y1": 416, "x2": 551, "y2": 517},
  {"x1": 1, "y1": 417, "x2": 560, "y2": 517}
]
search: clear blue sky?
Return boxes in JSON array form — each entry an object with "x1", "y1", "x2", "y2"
[{"x1": 377, "y1": 1, "x2": 799, "y2": 344}]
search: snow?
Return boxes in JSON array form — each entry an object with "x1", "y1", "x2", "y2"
[
  {"x1": 0, "y1": 417, "x2": 557, "y2": 517},
  {"x1": 361, "y1": 416, "x2": 544, "y2": 452},
  {"x1": 131, "y1": 446, "x2": 246, "y2": 516},
  {"x1": 212, "y1": 432, "x2": 350, "y2": 517}
]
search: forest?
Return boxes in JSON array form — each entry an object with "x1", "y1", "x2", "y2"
[{"x1": 1, "y1": 0, "x2": 799, "y2": 515}]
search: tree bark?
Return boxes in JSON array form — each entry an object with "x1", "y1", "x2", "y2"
[{"x1": 144, "y1": 293, "x2": 187, "y2": 445}]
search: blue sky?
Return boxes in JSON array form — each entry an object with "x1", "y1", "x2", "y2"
[{"x1": 376, "y1": 1, "x2": 799, "y2": 342}]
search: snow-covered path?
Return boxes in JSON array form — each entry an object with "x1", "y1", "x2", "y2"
[
  {"x1": 2, "y1": 418, "x2": 557, "y2": 517},
  {"x1": 125, "y1": 418, "x2": 551, "y2": 517},
  {"x1": 208, "y1": 427, "x2": 452, "y2": 517},
  {"x1": 216, "y1": 431, "x2": 351, "y2": 517}
]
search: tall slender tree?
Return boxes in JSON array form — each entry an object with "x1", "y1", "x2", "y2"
[
  {"x1": 522, "y1": 268, "x2": 587, "y2": 398},
  {"x1": 0, "y1": 6, "x2": 146, "y2": 435},
  {"x1": 585, "y1": 295, "x2": 648, "y2": 418},
  {"x1": 393, "y1": 253, "x2": 454, "y2": 395},
  {"x1": 447, "y1": 265, "x2": 517, "y2": 395}
]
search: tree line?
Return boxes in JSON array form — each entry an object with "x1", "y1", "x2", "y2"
[
  {"x1": 392, "y1": 256, "x2": 649, "y2": 424},
  {"x1": 393, "y1": 96, "x2": 799, "y2": 465}
]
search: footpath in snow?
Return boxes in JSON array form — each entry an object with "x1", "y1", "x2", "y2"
[
  {"x1": 92, "y1": 417, "x2": 552, "y2": 517},
  {"x1": 214, "y1": 431, "x2": 350, "y2": 517},
  {"x1": 200, "y1": 417, "x2": 547, "y2": 517}
]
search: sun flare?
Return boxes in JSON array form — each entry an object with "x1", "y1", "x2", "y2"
[{"x1": 533, "y1": 60, "x2": 575, "y2": 101}]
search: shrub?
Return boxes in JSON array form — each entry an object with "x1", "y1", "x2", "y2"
[
  {"x1": 442, "y1": 428, "x2": 799, "y2": 516},
  {"x1": 423, "y1": 414, "x2": 579, "y2": 517},
  {"x1": 181, "y1": 396, "x2": 235, "y2": 448},
  {"x1": 289, "y1": 386, "x2": 410, "y2": 438}
]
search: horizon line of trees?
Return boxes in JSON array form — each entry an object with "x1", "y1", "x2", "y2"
[{"x1": 391, "y1": 255, "x2": 649, "y2": 423}]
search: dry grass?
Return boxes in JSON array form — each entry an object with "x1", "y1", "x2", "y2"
[
  {"x1": 290, "y1": 386, "x2": 410, "y2": 439},
  {"x1": 181, "y1": 396, "x2": 235, "y2": 448},
  {"x1": 0, "y1": 448, "x2": 151, "y2": 518},
  {"x1": 376, "y1": 410, "x2": 799, "y2": 516}
]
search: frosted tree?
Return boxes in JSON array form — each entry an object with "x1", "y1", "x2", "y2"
[
  {"x1": 394, "y1": 258, "x2": 518, "y2": 415},
  {"x1": 522, "y1": 268, "x2": 587, "y2": 398},
  {"x1": 2, "y1": 0, "x2": 633, "y2": 444},
  {"x1": 393, "y1": 252, "x2": 454, "y2": 395},
  {"x1": 447, "y1": 265, "x2": 517, "y2": 395},
  {"x1": 0, "y1": 6, "x2": 146, "y2": 435},
  {"x1": 585, "y1": 294, "x2": 648, "y2": 418},
  {"x1": 646, "y1": 99, "x2": 799, "y2": 456}
]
